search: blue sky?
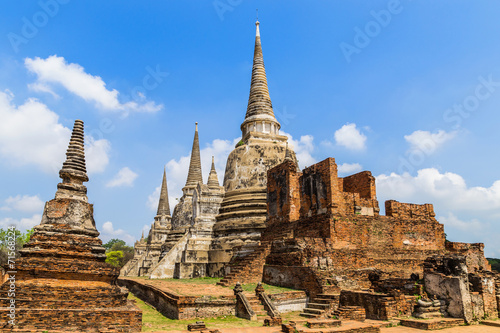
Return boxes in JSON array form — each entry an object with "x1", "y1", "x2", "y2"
[{"x1": 0, "y1": 1, "x2": 499, "y2": 257}]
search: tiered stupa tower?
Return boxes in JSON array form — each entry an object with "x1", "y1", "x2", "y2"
[
  {"x1": 0, "y1": 120, "x2": 141, "y2": 331},
  {"x1": 208, "y1": 21, "x2": 298, "y2": 276},
  {"x1": 121, "y1": 169, "x2": 172, "y2": 277},
  {"x1": 159, "y1": 123, "x2": 203, "y2": 253}
]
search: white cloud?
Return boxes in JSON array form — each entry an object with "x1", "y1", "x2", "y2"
[
  {"x1": 0, "y1": 90, "x2": 110, "y2": 174},
  {"x1": 376, "y1": 168, "x2": 500, "y2": 212},
  {"x1": 147, "y1": 185, "x2": 161, "y2": 211},
  {"x1": 338, "y1": 163, "x2": 362, "y2": 175},
  {"x1": 334, "y1": 123, "x2": 367, "y2": 151},
  {"x1": 25, "y1": 55, "x2": 163, "y2": 115},
  {"x1": 28, "y1": 82, "x2": 60, "y2": 99},
  {"x1": 106, "y1": 167, "x2": 138, "y2": 188},
  {"x1": 376, "y1": 168, "x2": 500, "y2": 256},
  {"x1": 86, "y1": 136, "x2": 110, "y2": 174},
  {"x1": 1, "y1": 195, "x2": 44, "y2": 213},
  {"x1": 404, "y1": 129, "x2": 457, "y2": 154},
  {"x1": 438, "y1": 212, "x2": 483, "y2": 233},
  {"x1": 100, "y1": 221, "x2": 135, "y2": 245},
  {"x1": 0, "y1": 214, "x2": 41, "y2": 230},
  {"x1": 0, "y1": 90, "x2": 70, "y2": 173},
  {"x1": 281, "y1": 131, "x2": 316, "y2": 169}
]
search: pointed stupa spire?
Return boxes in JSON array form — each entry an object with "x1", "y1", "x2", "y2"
[
  {"x1": 140, "y1": 231, "x2": 144, "y2": 242},
  {"x1": 241, "y1": 20, "x2": 281, "y2": 139},
  {"x1": 207, "y1": 156, "x2": 220, "y2": 188},
  {"x1": 55, "y1": 119, "x2": 89, "y2": 202},
  {"x1": 157, "y1": 167, "x2": 171, "y2": 216},
  {"x1": 284, "y1": 142, "x2": 292, "y2": 161},
  {"x1": 185, "y1": 122, "x2": 203, "y2": 188}
]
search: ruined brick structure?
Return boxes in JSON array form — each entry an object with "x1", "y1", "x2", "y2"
[
  {"x1": 0, "y1": 120, "x2": 141, "y2": 332},
  {"x1": 224, "y1": 156, "x2": 498, "y2": 323},
  {"x1": 215, "y1": 157, "x2": 491, "y2": 303}
]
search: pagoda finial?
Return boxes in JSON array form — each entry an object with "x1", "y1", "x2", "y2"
[
  {"x1": 157, "y1": 167, "x2": 171, "y2": 216},
  {"x1": 207, "y1": 156, "x2": 220, "y2": 188},
  {"x1": 185, "y1": 122, "x2": 203, "y2": 187},
  {"x1": 240, "y1": 20, "x2": 281, "y2": 139},
  {"x1": 140, "y1": 231, "x2": 144, "y2": 242},
  {"x1": 55, "y1": 120, "x2": 89, "y2": 202}
]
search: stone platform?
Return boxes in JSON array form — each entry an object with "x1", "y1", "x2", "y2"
[
  {"x1": 480, "y1": 320, "x2": 500, "y2": 327},
  {"x1": 399, "y1": 318, "x2": 464, "y2": 330},
  {"x1": 284, "y1": 320, "x2": 381, "y2": 333}
]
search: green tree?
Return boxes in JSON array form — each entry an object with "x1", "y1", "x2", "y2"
[
  {"x1": 103, "y1": 238, "x2": 125, "y2": 251},
  {"x1": 102, "y1": 238, "x2": 134, "y2": 268},
  {"x1": 0, "y1": 228, "x2": 34, "y2": 266},
  {"x1": 106, "y1": 250, "x2": 124, "y2": 267},
  {"x1": 487, "y1": 258, "x2": 500, "y2": 273}
]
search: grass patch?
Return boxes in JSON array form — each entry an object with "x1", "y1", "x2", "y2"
[
  {"x1": 280, "y1": 311, "x2": 304, "y2": 324},
  {"x1": 234, "y1": 282, "x2": 296, "y2": 294},
  {"x1": 129, "y1": 293, "x2": 263, "y2": 332},
  {"x1": 129, "y1": 276, "x2": 221, "y2": 284},
  {"x1": 128, "y1": 276, "x2": 296, "y2": 294}
]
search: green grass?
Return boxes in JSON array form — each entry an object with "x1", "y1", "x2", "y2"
[
  {"x1": 129, "y1": 276, "x2": 221, "y2": 284},
  {"x1": 128, "y1": 276, "x2": 296, "y2": 294},
  {"x1": 234, "y1": 282, "x2": 296, "y2": 294},
  {"x1": 128, "y1": 293, "x2": 264, "y2": 332}
]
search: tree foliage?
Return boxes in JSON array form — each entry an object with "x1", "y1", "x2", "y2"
[
  {"x1": 103, "y1": 238, "x2": 134, "y2": 268},
  {"x1": 105, "y1": 250, "x2": 124, "y2": 267},
  {"x1": 487, "y1": 258, "x2": 500, "y2": 273},
  {"x1": 0, "y1": 228, "x2": 34, "y2": 267}
]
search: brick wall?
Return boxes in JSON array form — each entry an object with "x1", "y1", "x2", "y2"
[
  {"x1": 385, "y1": 200, "x2": 435, "y2": 218},
  {"x1": 342, "y1": 171, "x2": 377, "y2": 202},
  {"x1": 340, "y1": 290, "x2": 415, "y2": 320},
  {"x1": 267, "y1": 160, "x2": 301, "y2": 224},
  {"x1": 119, "y1": 278, "x2": 236, "y2": 319}
]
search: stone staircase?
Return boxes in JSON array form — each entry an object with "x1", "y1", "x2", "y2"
[
  {"x1": 245, "y1": 293, "x2": 268, "y2": 318},
  {"x1": 300, "y1": 293, "x2": 340, "y2": 318},
  {"x1": 120, "y1": 252, "x2": 146, "y2": 277},
  {"x1": 159, "y1": 229, "x2": 187, "y2": 259},
  {"x1": 216, "y1": 241, "x2": 271, "y2": 286}
]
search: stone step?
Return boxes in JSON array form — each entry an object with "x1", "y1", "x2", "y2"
[
  {"x1": 303, "y1": 308, "x2": 325, "y2": 315},
  {"x1": 316, "y1": 294, "x2": 340, "y2": 299},
  {"x1": 307, "y1": 319, "x2": 341, "y2": 329},
  {"x1": 299, "y1": 312, "x2": 319, "y2": 318},
  {"x1": 482, "y1": 320, "x2": 500, "y2": 327},
  {"x1": 314, "y1": 298, "x2": 335, "y2": 305},
  {"x1": 307, "y1": 303, "x2": 330, "y2": 310}
]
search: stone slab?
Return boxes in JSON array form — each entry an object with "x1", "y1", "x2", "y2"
[
  {"x1": 481, "y1": 320, "x2": 500, "y2": 327},
  {"x1": 400, "y1": 318, "x2": 464, "y2": 330}
]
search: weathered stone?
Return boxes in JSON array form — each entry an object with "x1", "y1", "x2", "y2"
[
  {"x1": 208, "y1": 21, "x2": 298, "y2": 277},
  {"x1": 0, "y1": 120, "x2": 141, "y2": 332}
]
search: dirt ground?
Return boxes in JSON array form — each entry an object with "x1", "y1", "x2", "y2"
[
  {"x1": 129, "y1": 277, "x2": 234, "y2": 297},
  {"x1": 380, "y1": 324, "x2": 500, "y2": 333},
  {"x1": 153, "y1": 324, "x2": 500, "y2": 333}
]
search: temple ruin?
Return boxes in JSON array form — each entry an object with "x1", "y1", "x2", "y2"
[
  {"x1": 0, "y1": 120, "x2": 141, "y2": 332},
  {"x1": 119, "y1": 20, "x2": 500, "y2": 328},
  {"x1": 122, "y1": 20, "x2": 298, "y2": 279}
]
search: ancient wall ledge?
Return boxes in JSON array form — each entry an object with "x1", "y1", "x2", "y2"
[{"x1": 118, "y1": 277, "x2": 236, "y2": 319}]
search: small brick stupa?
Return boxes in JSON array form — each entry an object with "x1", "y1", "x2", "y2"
[{"x1": 0, "y1": 120, "x2": 141, "y2": 332}]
